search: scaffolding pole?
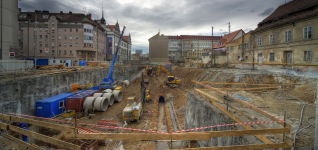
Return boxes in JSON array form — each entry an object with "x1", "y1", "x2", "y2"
[{"x1": 315, "y1": 80, "x2": 318, "y2": 149}]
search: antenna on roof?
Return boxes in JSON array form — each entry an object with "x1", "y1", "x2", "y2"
[{"x1": 83, "y1": 7, "x2": 86, "y2": 15}]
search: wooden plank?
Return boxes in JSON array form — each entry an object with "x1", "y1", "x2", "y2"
[
  {"x1": 171, "y1": 143, "x2": 291, "y2": 150},
  {"x1": 65, "y1": 133, "x2": 211, "y2": 140},
  {"x1": 2, "y1": 134, "x2": 45, "y2": 150},
  {"x1": 10, "y1": 115, "x2": 73, "y2": 132},
  {"x1": 0, "y1": 121, "x2": 9, "y2": 130},
  {"x1": 194, "y1": 89, "x2": 274, "y2": 144},
  {"x1": 0, "y1": 113, "x2": 11, "y2": 121},
  {"x1": 207, "y1": 128, "x2": 289, "y2": 137},
  {"x1": 7, "y1": 125, "x2": 81, "y2": 150},
  {"x1": 200, "y1": 82, "x2": 299, "y2": 86},
  {"x1": 193, "y1": 80, "x2": 287, "y2": 127},
  {"x1": 55, "y1": 131, "x2": 67, "y2": 139},
  {"x1": 0, "y1": 137, "x2": 28, "y2": 150}
]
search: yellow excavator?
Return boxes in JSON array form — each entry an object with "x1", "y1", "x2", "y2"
[{"x1": 157, "y1": 64, "x2": 180, "y2": 88}]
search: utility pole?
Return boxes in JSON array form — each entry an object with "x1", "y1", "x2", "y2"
[
  {"x1": 211, "y1": 26, "x2": 213, "y2": 66},
  {"x1": 242, "y1": 30, "x2": 244, "y2": 60},
  {"x1": 315, "y1": 80, "x2": 318, "y2": 150},
  {"x1": 34, "y1": 12, "x2": 37, "y2": 72},
  {"x1": 252, "y1": 32, "x2": 255, "y2": 70},
  {"x1": 228, "y1": 22, "x2": 231, "y2": 33}
]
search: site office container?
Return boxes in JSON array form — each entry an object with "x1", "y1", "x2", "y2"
[
  {"x1": 36, "y1": 93, "x2": 77, "y2": 118},
  {"x1": 66, "y1": 90, "x2": 98, "y2": 112}
]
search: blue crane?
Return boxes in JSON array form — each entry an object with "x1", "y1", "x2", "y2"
[{"x1": 99, "y1": 26, "x2": 126, "y2": 90}]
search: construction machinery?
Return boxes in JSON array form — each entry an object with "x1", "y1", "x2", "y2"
[
  {"x1": 157, "y1": 64, "x2": 181, "y2": 88},
  {"x1": 99, "y1": 26, "x2": 126, "y2": 90},
  {"x1": 146, "y1": 87, "x2": 151, "y2": 101},
  {"x1": 144, "y1": 66, "x2": 152, "y2": 84},
  {"x1": 123, "y1": 73, "x2": 147, "y2": 123}
]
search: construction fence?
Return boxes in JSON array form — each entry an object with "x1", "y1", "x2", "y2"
[{"x1": 0, "y1": 60, "x2": 34, "y2": 73}]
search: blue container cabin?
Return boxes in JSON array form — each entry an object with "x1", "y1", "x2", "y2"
[{"x1": 36, "y1": 93, "x2": 77, "y2": 118}]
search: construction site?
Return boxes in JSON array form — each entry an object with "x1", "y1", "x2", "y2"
[{"x1": 0, "y1": 61, "x2": 317, "y2": 150}]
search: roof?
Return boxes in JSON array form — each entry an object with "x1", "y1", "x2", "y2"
[
  {"x1": 107, "y1": 25, "x2": 116, "y2": 31},
  {"x1": 19, "y1": 12, "x2": 105, "y2": 31},
  {"x1": 228, "y1": 31, "x2": 252, "y2": 44},
  {"x1": 37, "y1": 93, "x2": 76, "y2": 103},
  {"x1": 213, "y1": 29, "x2": 242, "y2": 49},
  {"x1": 123, "y1": 36, "x2": 129, "y2": 40},
  {"x1": 255, "y1": 0, "x2": 318, "y2": 32}
]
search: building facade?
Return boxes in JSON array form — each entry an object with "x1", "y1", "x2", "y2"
[
  {"x1": 18, "y1": 11, "x2": 107, "y2": 65},
  {"x1": 148, "y1": 33, "x2": 221, "y2": 63},
  {"x1": 0, "y1": 0, "x2": 19, "y2": 60},
  {"x1": 148, "y1": 32, "x2": 169, "y2": 63},
  {"x1": 135, "y1": 49, "x2": 142, "y2": 55}
]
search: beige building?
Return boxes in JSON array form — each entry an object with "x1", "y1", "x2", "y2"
[
  {"x1": 0, "y1": 0, "x2": 19, "y2": 60},
  {"x1": 19, "y1": 11, "x2": 107, "y2": 65},
  {"x1": 148, "y1": 32, "x2": 169, "y2": 63},
  {"x1": 226, "y1": 31, "x2": 252, "y2": 64},
  {"x1": 243, "y1": 0, "x2": 318, "y2": 66}
]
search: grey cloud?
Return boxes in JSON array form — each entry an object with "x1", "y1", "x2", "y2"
[
  {"x1": 18, "y1": 0, "x2": 285, "y2": 53},
  {"x1": 258, "y1": 7, "x2": 275, "y2": 17}
]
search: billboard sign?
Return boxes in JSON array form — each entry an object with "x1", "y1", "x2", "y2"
[
  {"x1": 9, "y1": 52, "x2": 15, "y2": 57},
  {"x1": 45, "y1": 48, "x2": 49, "y2": 53}
]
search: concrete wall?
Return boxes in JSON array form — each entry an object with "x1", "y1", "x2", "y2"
[
  {"x1": 0, "y1": 60, "x2": 34, "y2": 72},
  {"x1": 0, "y1": 0, "x2": 19, "y2": 60},
  {"x1": 184, "y1": 92, "x2": 262, "y2": 147},
  {"x1": 148, "y1": 33, "x2": 169, "y2": 62},
  {"x1": 0, "y1": 65, "x2": 139, "y2": 115}
]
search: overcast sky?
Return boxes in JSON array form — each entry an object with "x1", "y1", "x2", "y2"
[{"x1": 19, "y1": 0, "x2": 292, "y2": 53}]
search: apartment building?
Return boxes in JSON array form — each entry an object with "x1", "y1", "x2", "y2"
[
  {"x1": 148, "y1": 33, "x2": 221, "y2": 63},
  {"x1": 18, "y1": 10, "x2": 107, "y2": 64}
]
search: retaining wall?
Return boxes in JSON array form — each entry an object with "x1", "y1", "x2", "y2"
[
  {"x1": 183, "y1": 92, "x2": 263, "y2": 147},
  {"x1": 0, "y1": 65, "x2": 139, "y2": 115}
]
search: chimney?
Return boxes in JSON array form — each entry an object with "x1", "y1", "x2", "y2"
[
  {"x1": 69, "y1": 11, "x2": 72, "y2": 15},
  {"x1": 87, "y1": 14, "x2": 91, "y2": 19},
  {"x1": 60, "y1": 11, "x2": 63, "y2": 15}
]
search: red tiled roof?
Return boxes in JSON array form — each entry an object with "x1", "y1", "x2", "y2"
[
  {"x1": 123, "y1": 36, "x2": 129, "y2": 40},
  {"x1": 107, "y1": 25, "x2": 116, "y2": 31},
  {"x1": 255, "y1": 0, "x2": 318, "y2": 32},
  {"x1": 213, "y1": 29, "x2": 242, "y2": 49},
  {"x1": 228, "y1": 31, "x2": 252, "y2": 44}
]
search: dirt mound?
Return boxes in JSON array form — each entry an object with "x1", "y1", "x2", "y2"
[
  {"x1": 172, "y1": 67, "x2": 206, "y2": 89},
  {"x1": 288, "y1": 82, "x2": 317, "y2": 104}
]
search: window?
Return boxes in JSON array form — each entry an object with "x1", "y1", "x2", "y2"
[
  {"x1": 70, "y1": 29, "x2": 72, "y2": 32},
  {"x1": 52, "y1": 20, "x2": 55, "y2": 24},
  {"x1": 239, "y1": 45, "x2": 242, "y2": 49},
  {"x1": 39, "y1": 35, "x2": 42, "y2": 39},
  {"x1": 52, "y1": 50, "x2": 54, "y2": 54},
  {"x1": 285, "y1": 31, "x2": 292, "y2": 42},
  {"x1": 245, "y1": 43, "x2": 249, "y2": 48},
  {"x1": 258, "y1": 37, "x2": 262, "y2": 45},
  {"x1": 64, "y1": 36, "x2": 67, "y2": 39},
  {"x1": 45, "y1": 28, "x2": 48, "y2": 32},
  {"x1": 75, "y1": 43, "x2": 78, "y2": 47},
  {"x1": 77, "y1": 23, "x2": 81, "y2": 24},
  {"x1": 53, "y1": 60, "x2": 56, "y2": 63},
  {"x1": 58, "y1": 43, "x2": 61, "y2": 46},
  {"x1": 79, "y1": 59, "x2": 82, "y2": 61},
  {"x1": 70, "y1": 51, "x2": 72, "y2": 54},
  {"x1": 52, "y1": 35, "x2": 54, "y2": 39},
  {"x1": 40, "y1": 50, "x2": 42, "y2": 53},
  {"x1": 58, "y1": 50, "x2": 61, "y2": 54},
  {"x1": 231, "y1": 46, "x2": 234, "y2": 50},
  {"x1": 44, "y1": 22, "x2": 48, "y2": 24},
  {"x1": 75, "y1": 36, "x2": 78, "y2": 39},
  {"x1": 45, "y1": 35, "x2": 48, "y2": 39},
  {"x1": 39, "y1": 42, "x2": 42, "y2": 46},
  {"x1": 269, "y1": 53, "x2": 275, "y2": 61},
  {"x1": 227, "y1": 47, "x2": 229, "y2": 51},
  {"x1": 64, "y1": 28, "x2": 67, "y2": 32},
  {"x1": 43, "y1": 15, "x2": 49, "y2": 19},
  {"x1": 60, "y1": 60, "x2": 62, "y2": 63},
  {"x1": 83, "y1": 52, "x2": 86, "y2": 55},
  {"x1": 59, "y1": 29, "x2": 61, "y2": 32},
  {"x1": 79, "y1": 51, "x2": 82, "y2": 55},
  {"x1": 39, "y1": 28, "x2": 42, "y2": 31},
  {"x1": 45, "y1": 43, "x2": 48, "y2": 47},
  {"x1": 69, "y1": 43, "x2": 72, "y2": 47},
  {"x1": 63, "y1": 22, "x2": 68, "y2": 24},
  {"x1": 52, "y1": 42, "x2": 54, "y2": 47},
  {"x1": 52, "y1": 27, "x2": 54, "y2": 31},
  {"x1": 303, "y1": 26, "x2": 312, "y2": 39},
  {"x1": 34, "y1": 28, "x2": 37, "y2": 31},
  {"x1": 76, "y1": 29, "x2": 78, "y2": 32},
  {"x1": 25, "y1": 21, "x2": 28, "y2": 23},
  {"x1": 304, "y1": 51, "x2": 312, "y2": 61},
  {"x1": 70, "y1": 22, "x2": 75, "y2": 24},
  {"x1": 270, "y1": 34, "x2": 275, "y2": 44},
  {"x1": 59, "y1": 101, "x2": 64, "y2": 108},
  {"x1": 64, "y1": 43, "x2": 67, "y2": 47},
  {"x1": 92, "y1": 59, "x2": 94, "y2": 61},
  {"x1": 58, "y1": 35, "x2": 61, "y2": 39},
  {"x1": 69, "y1": 36, "x2": 72, "y2": 39}
]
